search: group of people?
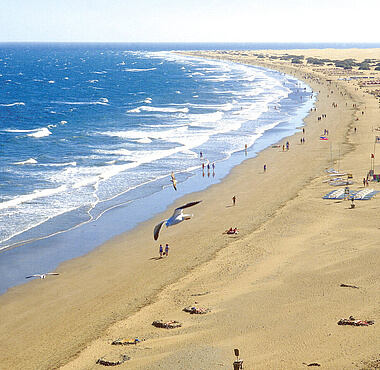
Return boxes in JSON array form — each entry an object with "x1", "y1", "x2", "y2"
[
  {"x1": 159, "y1": 244, "x2": 170, "y2": 258},
  {"x1": 282, "y1": 141, "x2": 290, "y2": 151},
  {"x1": 200, "y1": 151, "x2": 216, "y2": 178}
]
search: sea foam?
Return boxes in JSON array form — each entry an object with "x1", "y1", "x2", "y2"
[{"x1": 27, "y1": 128, "x2": 52, "y2": 138}]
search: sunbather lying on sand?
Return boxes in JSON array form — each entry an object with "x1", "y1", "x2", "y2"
[
  {"x1": 338, "y1": 316, "x2": 374, "y2": 326},
  {"x1": 224, "y1": 227, "x2": 239, "y2": 234}
]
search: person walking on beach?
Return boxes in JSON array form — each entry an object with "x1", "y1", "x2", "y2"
[
  {"x1": 165, "y1": 244, "x2": 170, "y2": 257},
  {"x1": 264, "y1": 164, "x2": 267, "y2": 172},
  {"x1": 232, "y1": 195, "x2": 236, "y2": 206},
  {"x1": 159, "y1": 244, "x2": 163, "y2": 258}
]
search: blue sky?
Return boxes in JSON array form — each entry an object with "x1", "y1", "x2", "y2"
[{"x1": 1, "y1": 0, "x2": 379, "y2": 43}]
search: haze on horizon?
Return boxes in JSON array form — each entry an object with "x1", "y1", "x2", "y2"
[{"x1": 1, "y1": 0, "x2": 379, "y2": 44}]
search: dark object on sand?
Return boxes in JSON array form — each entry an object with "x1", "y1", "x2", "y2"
[
  {"x1": 303, "y1": 363, "x2": 321, "y2": 367},
  {"x1": 183, "y1": 306, "x2": 211, "y2": 314},
  {"x1": 152, "y1": 320, "x2": 182, "y2": 329},
  {"x1": 233, "y1": 348, "x2": 243, "y2": 369},
  {"x1": 338, "y1": 316, "x2": 374, "y2": 326},
  {"x1": 224, "y1": 227, "x2": 239, "y2": 235},
  {"x1": 340, "y1": 283, "x2": 359, "y2": 289},
  {"x1": 191, "y1": 291, "x2": 210, "y2": 297},
  {"x1": 111, "y1": 338, "x2": 140, "y2": 346},
  {"x1": 96, "y1": 354, "x2": 130, "y2": 366}
]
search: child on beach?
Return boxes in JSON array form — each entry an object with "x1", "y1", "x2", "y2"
[
  {"x1": 165, "y1": 244, "x2": 170, "y2": 257},
  {"x1": 159, "y1": 244, "x2": 163, "y2": 258}
]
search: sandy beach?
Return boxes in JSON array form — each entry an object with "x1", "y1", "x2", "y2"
[{"x1": 1, "y1": 48, "x2": 380, "y2": 369}]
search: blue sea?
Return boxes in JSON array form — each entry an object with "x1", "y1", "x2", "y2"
[{"x1": 0, "y1": 42, "x2": 341, "y2": 294}]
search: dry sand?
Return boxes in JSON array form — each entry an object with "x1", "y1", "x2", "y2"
[{"x1": 1, "y1": 49, "x2": 380, "y2": 370}]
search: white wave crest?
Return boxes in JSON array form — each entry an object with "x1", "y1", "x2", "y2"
[
  {"x1": 14, "y1": 158, "x2": 38, "y2": 165},
  {"x1": 134, "y1": 137, "x2": 152, "y2": 144},
  {"x1": 124, "y1": 68, "x2": 156, "y2": 72},
  {"x1": 52, "y1": 99, "x2": 109, "y2": 106},
  {"x1": 0, "y1": 185, "x2": 68, "y2": 211},
  {"x1": 127, "y1": 106, "x2": 189, "y2": 114},
  {"x1": 27, "y1": 128, "x2": 52, "y2": 138},
  {"x1": 0, "y1": 102, "x2": 25, "y2": 107},
  {"x1": 38, "y1": 162, "x2": 77, "y2": 167}
]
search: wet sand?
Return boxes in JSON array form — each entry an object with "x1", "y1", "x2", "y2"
[{"x1": 1, "y1": 49, "x2": 380, "y2": 369}]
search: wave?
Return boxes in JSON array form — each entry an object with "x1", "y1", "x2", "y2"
[
  {"x1": 14, "y1": 158, "x2": 38, "y2": 165},
  {"x1": 187, "y1": 111, "x2": 224, "y2": 127},
  {"x1": 27, "y1": 128, "x2": 52, "y2": 138},
  {"x1": 0, "y1": 102, "x2": 25, "y2": 107},
  {"x1": 52, "y1": 99, "x2": 109, "y2": 106},
  {"x1": 0, "y1": 185, "x2": 68, "y2": 211},
  {"x1": 124, "y1": 68, "x2": 156, "y2": 72},
  {"x1": 127, "y1": 106, "x2": 189, "y2": 114},
  {"x1": 38, "y1": 162, "x2": 77, "y2": 167},
  {"x1": 4, "y1": 127, "x2": 52, "y2": 138},
  {"x1": 134, "y1": 137, "x2": 152, "y2": 144},
  {"x1": 186, "y1": 101, "x2": 235, "y2": 111},
  {"x1": 3, "y1": 128, "x2": 37, "y2": 133}
]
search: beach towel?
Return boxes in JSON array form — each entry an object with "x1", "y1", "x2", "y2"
[{"x1": 183, "y1": 306, "x2": 211, "y2": 314}]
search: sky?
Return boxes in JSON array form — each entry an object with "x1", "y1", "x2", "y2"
[{"x1": 1, "y1": 0, "x2": 379, "y2": 43}]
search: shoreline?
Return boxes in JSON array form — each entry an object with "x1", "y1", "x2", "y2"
[
  {"x1": 1, "y1": 49, "x2": 380, "y2": 369},
  {"x1": 0, "y1": 60, "x2": 313, "y2": 295}
]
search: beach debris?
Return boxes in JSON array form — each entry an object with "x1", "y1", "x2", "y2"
[
  {"x1": 338, "y1": 316, "x2": 374, "y2": 326},
  {"x1": 303, "y1": 363, "x2": 321, "y2": 367},
  {"x1": 152, "y1": 320, "x2": 182, "y2": 329},
  {"x1": 111, "y1": 338, "x2": 141, "y2": 346},
  {"x1": 183, "y1": 306, "x2": 211, "y2": 314},
  {"x1": 96, "y1": 354, "x2": 130, "y2": 366},
  {"x1": 153, "y1": 201, "x2": 201, "y2": 240},
  {"x1": 25, "y1": 272, "x2": 59, "y2": 279},
  {"x1": 170, "y1": 171, "x2": 177, "y2": 191},
  {"x1": 191, "y1": 291, "x2": 210, "y2": 297},
  {"x1": 340, "y1": 283, "x2": 359, "y2": 289}
]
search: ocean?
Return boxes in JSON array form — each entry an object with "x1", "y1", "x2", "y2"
[{"x1": 0, "y1": 43, "x2": 319, "y2": 294}]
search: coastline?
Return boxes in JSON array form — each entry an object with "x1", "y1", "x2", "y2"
[
  {"x1": 0, "y1": 55, "x2": 311, "y2": 295},
  {"x1": 1, "y1": 49, "x2": 380, "y2": 369}
]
